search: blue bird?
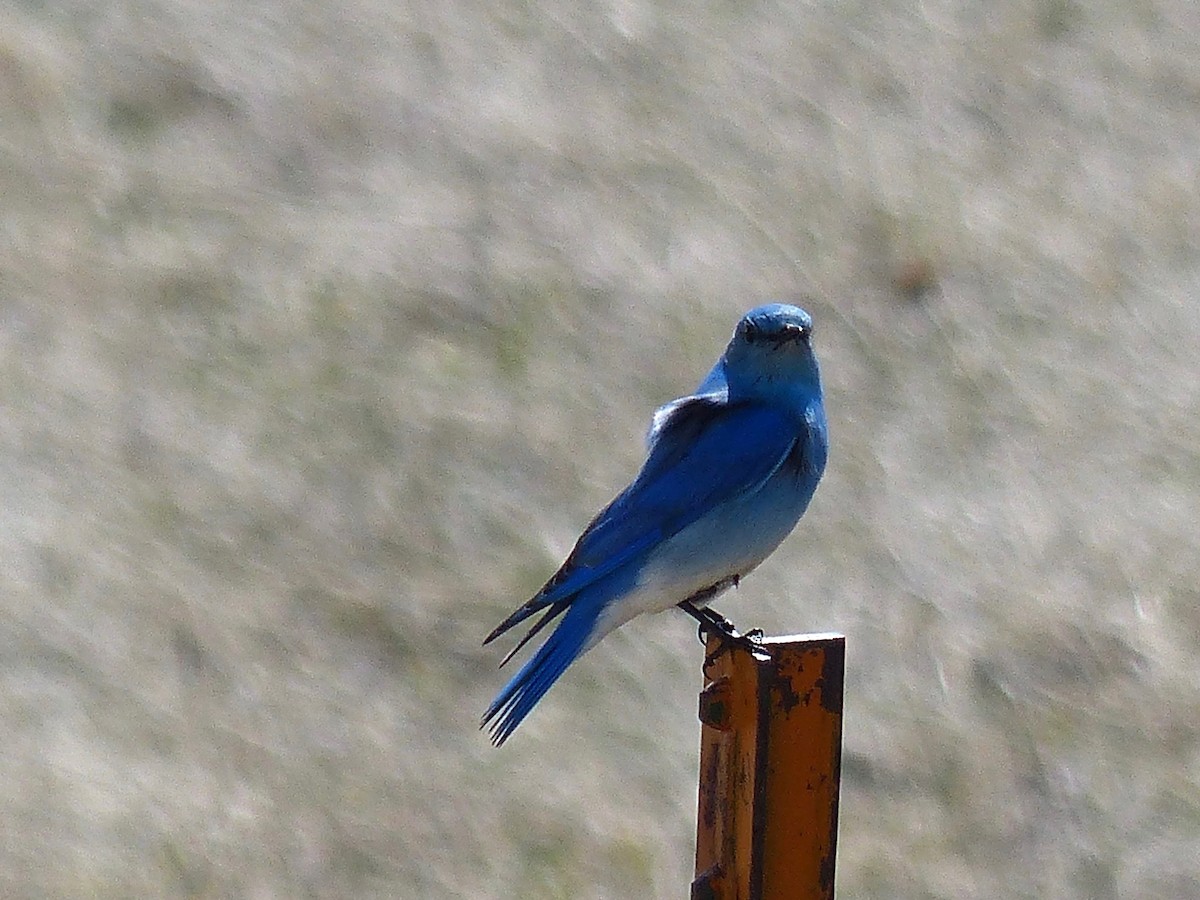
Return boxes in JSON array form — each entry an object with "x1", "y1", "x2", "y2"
[{"x1": 482, "y1": 304, "x2": 828, "y2": 745}]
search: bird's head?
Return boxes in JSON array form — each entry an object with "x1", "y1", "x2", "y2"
[{"x1": 717, "y1": 303, "x2": 822, "y2": 402}]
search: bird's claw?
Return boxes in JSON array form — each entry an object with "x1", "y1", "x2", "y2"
[
  {"x1": 680, "y1": 598, "x2": 765, "y2": 660},
  {"x1": 693, "y1": 612, "x2": 736, "y2": 646},
  {"x1": 700, "y1": 620, "x2": 767, "y2": 665}
]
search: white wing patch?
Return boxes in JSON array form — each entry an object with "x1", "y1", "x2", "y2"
[{"x1": 646, "y1": 389, "x2": 728, "y2": 450}]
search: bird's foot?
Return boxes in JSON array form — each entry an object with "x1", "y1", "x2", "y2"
[
  {"x1": 693, "y1": 613, "x2": 736, "y2": 647},
  {"x1": 699, "y1": 616, "x2": 767, "y2": 664},
  {"x1": 677, "y1": 597, "x2": 766, "y2": 661}
]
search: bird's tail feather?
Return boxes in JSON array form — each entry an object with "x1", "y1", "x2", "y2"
[
  {"x1": 481, "y1": 595, "x2": 603, "y2": 745},
  {"x1": 498, "y1": 599, "x2": 569, "y2": 668}
]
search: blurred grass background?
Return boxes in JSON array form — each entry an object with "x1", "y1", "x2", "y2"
[{"x1": 2, "y1": 1, "x2": 1199, "y2": 897}]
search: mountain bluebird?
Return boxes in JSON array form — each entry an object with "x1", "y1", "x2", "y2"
[{"x1": 482, "y1": 304, "x2": 828, "y2": 745}]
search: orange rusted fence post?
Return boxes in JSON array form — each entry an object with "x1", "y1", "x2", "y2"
[{"x1": 692, "y1": 633, "x2": 845, "y2": 900}]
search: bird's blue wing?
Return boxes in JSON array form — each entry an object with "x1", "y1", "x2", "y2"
[
  {"x1": 484, "y1": 398, "x2": 801, "y2": 645},
  {"x1": 582, "y1": 398, "x2": 799, "y2": 563}
]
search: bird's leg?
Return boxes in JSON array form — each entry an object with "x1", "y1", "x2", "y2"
[
  {"x1": 676, "y1": 577, "x2": 738, "y2": 641},
  {"x1": 676, "y1": 578, "x2": 765, "y2": 659},
  {"x1": 699, "y1": 611, "x2": 767, "y2": 661},
  {"x1": 677, "y1": 599, "x2": 736, "y2": 643}
]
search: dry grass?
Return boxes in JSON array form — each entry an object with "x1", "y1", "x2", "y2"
[{"x1": 2, "y1": 1, "x2": 1199, "y2": 896}]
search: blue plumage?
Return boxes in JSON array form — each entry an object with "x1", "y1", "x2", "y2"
[{"x1": 482, "y1": 304, "x2": 828, "y2": 745}]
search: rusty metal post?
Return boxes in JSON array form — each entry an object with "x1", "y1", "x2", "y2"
[{"x1": 693, "y1": 633, "x2": 845, "y2": 900}]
